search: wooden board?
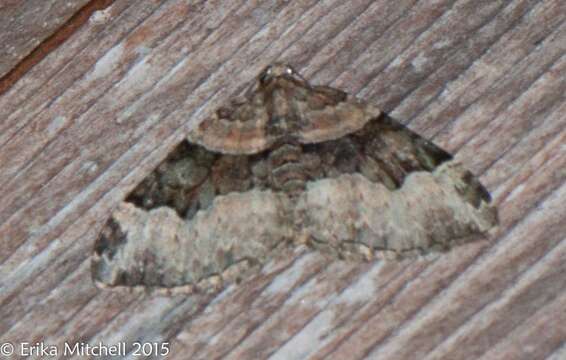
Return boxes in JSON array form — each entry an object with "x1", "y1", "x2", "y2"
[
  {"x1": 0, "y1": 0, "x2": 95, "y2": 79},
  {"x1": 0, "y1": 0, "x2": 564, "y2": 359}
]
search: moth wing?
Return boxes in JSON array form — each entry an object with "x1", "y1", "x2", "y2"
[
  {"x1": 298, "y1": 114, "x2": 497, "y2": 257},
  {"x1": 294, "y1": 85, "x2": 382, "y2": 144},
  {"x1": 92, "y1": 191, "x2": 292, "y2": 291},
  {"x1": 358, "y1": 114, "x2": 492, "y2": 204},
  {"x1": 91, "y1": 141, "x2": 290, "y2": 291},
  {"x1": 189, "y1": 84, "x2": 382, "y2": 153},
  {"x1": 188, "y1": 94, "x2": 276, "y2": 155}
]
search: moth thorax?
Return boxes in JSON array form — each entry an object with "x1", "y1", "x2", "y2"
[{"x1": 269, "y1": 143, "x2": 308, "y2": 193}]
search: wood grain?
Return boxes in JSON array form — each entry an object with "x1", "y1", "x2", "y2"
[
  {"x1": 0, "y1": 0, "x2": 564, "y2": 359},
  {"x1": 0, "y1": 0, "x2": 117, "y2": 90},
  {"x1": 0, "y1": 0, "x2": 85, "y2": 78}
]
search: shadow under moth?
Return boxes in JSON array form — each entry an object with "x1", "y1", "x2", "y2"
[{"x1": 92, "y1": 63, "x2": 498, "y2": 293}]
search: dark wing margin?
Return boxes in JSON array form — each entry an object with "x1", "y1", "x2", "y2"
[
  {"x1": 354, "y1": 113, "x2": 453, "y2": 183},
  {"x1": 124, "y1": 141, "x2": 265, "y2": 219},
  {"x1": 295, "y1": 113, "x2": 497, "y2": 259},
  {"x1": 304, "y1": 113, "x2": 451, "y2": 189},
  {"x1": 356, "y1": 114, "x2": 490, "y2": 202},
  {"x1": 91, "y1": 141, "x2": 279, "y2": 291}
]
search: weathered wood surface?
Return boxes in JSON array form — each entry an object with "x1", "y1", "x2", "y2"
[
  {"x1": 0, "y1": 0, "x2": 564, "y2": 359},
  {"x1": 0, "y1": 0, "x2": 95, "y2": 80}
]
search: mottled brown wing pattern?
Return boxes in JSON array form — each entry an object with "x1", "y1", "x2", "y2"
[
  {"x1": 301, "y1": 114, "x2": 452, "y2": 189},
  {"x1": 188, "y1": 66, "x2": 382, "y2": 153},
  {"x1": 121, "y1": 112, "x2": 469, "y2": 220},
  {"x1": 356, "y1": 114, "x2": 492, "y2": 207},
  {"x1": 124, "y1": 142, "x2": 257, "y2": 219},
  {"x1": 92, "y1": 63, "x2": 497, "y2": 292},
  {"x1": 292, "y1": 114, "x2": 496, "y2": 259},
  {"x1": 188, "y1": 95, "x2": 274, "y2": 154}
]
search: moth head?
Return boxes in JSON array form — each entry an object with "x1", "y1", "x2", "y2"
[{"x1": 258, "y1": 63, "x2": 307, "y2": 86}]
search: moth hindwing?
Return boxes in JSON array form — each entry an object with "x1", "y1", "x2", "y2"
[{"x1": 92, "y1": 63, "x2": 498, "y2": 292}]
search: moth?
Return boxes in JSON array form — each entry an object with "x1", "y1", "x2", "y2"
[{"x1": 92, "y1": 63, "x2": 497, "y2": 292}]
